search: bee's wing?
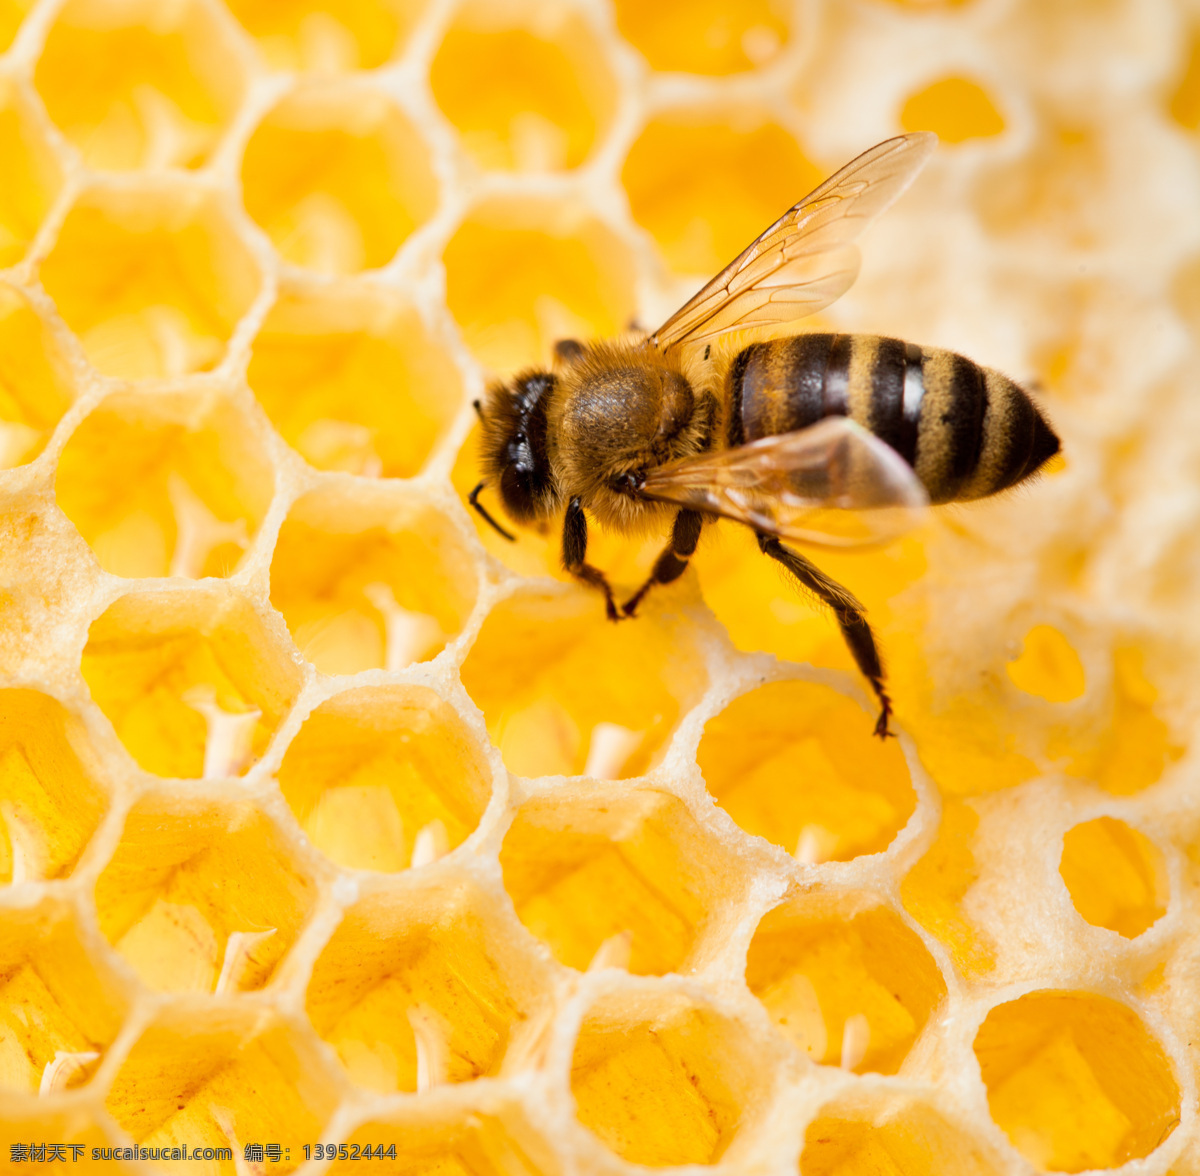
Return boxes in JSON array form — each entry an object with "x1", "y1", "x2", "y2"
[
  {"x1": 640, "y1": 417, "x2": 929, "y2": 548},
  {"x1": 649, "y1": 132, "x2": 937, "y2": 355}
]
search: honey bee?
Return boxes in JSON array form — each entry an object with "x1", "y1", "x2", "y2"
[{"x1": 469, "y1": 133, "x2": 1059, "y2": 739}]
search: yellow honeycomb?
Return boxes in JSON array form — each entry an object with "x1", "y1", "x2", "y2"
[{"x1": 1, "y1": 0, "x2": 1198, "y2": 1172}]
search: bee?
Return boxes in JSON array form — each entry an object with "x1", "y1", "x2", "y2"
[{"x1": 468, "y1": 133, "x2": 1059, "y2": 739}]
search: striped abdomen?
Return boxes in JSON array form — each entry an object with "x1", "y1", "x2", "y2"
[{"x1": 727, "y1": 333, "x2": 1060, "y2": 505}]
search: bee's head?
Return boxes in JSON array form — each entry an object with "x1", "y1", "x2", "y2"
[{"x1": 473, "y1": 370, "x2": 559, "y2": 535}]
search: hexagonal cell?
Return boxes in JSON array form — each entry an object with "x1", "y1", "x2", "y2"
[
  {"x1": 621, "y1": 108, "x2": 820, "y2": 276},
  {"x1": 81, "y1": 586, "x2": 303, "y2": 779},
  {"x1": 0, "y1": 80, "x2": 63, "y2": 267},
  {"x1": 799, "y1": 1094, "x2": 1004, "y2": 1176},
  {"x1": 246, "y1": 280, "x2": 462, "y2": 478},
  {"x1": 0, "y1": 284, "x2": 75, "y2": 471},
  {"x1": 430, "y1": 2, "x2": 616, "y2": 172},
  {"x1": 276, "y1": 685, "x2": 491, "y2": 873},
  {"x1": 1059, "y1": 817, "x2": 1167, "y2": 939},
  {"x1": 696, "y1": 680, "x2": 915, "y2": 863},
  {"x1": 1051, "y1": 646, "x2": 1184, "y2": 796},
  {"x1": 443, "y1": 196, "x2": 636, "y2": 371},
  {"x1": 39, "y1": 185, "x2": 261, "y2": 379},
  {"x1": 900, "y1": 798, "x2": 995, "y2": 977},
  {"x1": 0, "y1": 899, "x2": 128, "y2": 1094},
  {"x1": 900, "y1": 76, "x2": 1006, "y2": 145},
  {"x1": 94, "y1": 791, "x2": 318, "y2": 994},
  {"x1": 1007, "y1": 623, "x2": 1086, "y2": 703},
  {"x1": 745, "y1": 892, "x2": 946, "y2": 1074},
  {"x1": 269, "y1": 486, "x2": 477, "y2": 675},
  {"x1": 501, "y1": 786, "x2": 744, "y2": 975},
  {"x1": 973, "y1": 990, "x2": 1180, "y2": 1172},
  {"x1": 460, "y1": 588, "x2": 707, "y2": 780},
  {"x1": 325, "y1": 1100, "x2": 559, "y2": 1174},
  {"x1": 306, "y1": 878, "x2": 549, "y2": 1093},
  {"x1": 0, "y1": 689, "x2": 109, "y2": 886},
  {"x1": 55, "y1": 389, "x2": 274, "y2": 580},
  {"x1": 612, "y1": 0, "x2": 789, "y2": 75},
  {"x1": 105, "y1": 1005, "x2": 342, "y2": 1168},
  {"x1": 33, "y1": 0, "x2": 247, "y2": 172},
  {"x1": 224, "y1": 0, "x2": 424, "y2": 73},
  {"x1": 571, "y1": 988, "x2": 775, "y2": 1167},
  {"x1": 241, "y1": 83, "x2": 437, "y2": 276}
]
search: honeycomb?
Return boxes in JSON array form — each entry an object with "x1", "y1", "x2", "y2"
[{"x1": 1, "y1": 0, "x2": 1199, "y2": 1171}]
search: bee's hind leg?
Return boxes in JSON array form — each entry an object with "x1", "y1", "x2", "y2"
[
  {"x1": 622, "y1": 509, "x2": 703, "y2": 617},
  {"x1": 755, "y1": 532, "x2": 894, "y2": 740},
  {"x1": 563, "y1": 498, "x2": 620, "y2": 622}
]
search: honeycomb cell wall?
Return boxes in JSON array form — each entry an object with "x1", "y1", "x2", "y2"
[{"x1": 2, "y1": 0, "x2": 1200, "y2": 1173}]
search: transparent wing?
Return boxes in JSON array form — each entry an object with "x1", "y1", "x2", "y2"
[
  {"x1": 640, "y1": 417, "x2": 929, "y2": 548},
  {"x1": 649, "y1": 132, "x2": 937, "y2": 354}
]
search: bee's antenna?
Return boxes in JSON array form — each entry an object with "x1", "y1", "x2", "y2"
[
  {"x1": 469, "y1": 481, "x2": 516, "y2": 542},
  {"x1": 472, "y1": 399, "x2": 485, "y2": 422}
]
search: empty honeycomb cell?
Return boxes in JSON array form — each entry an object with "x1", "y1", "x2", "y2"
[
  {"x1": 974, "y1": 991, "x2": 1180, "y2": 1172},
  {"x1": 33, "y1": 0, "x2": 247, "y2": 172},
  {"x1": 55, "y1": 389, "x2": 273, "y2": 580},
  {"x1": 38, "y1": 185, "x2": 260, "y2": 379},
  {"x1": 0, "y1": 689, "x2": 109, "y2": 886},
  {"x1": 1169, "y1": 32, "x2": 1200, "y2": 130},
  {"x1": 241, "y1": 84, "x2": 437, "y2": 275},
  {"x1": 246, "y1": 281, "x2": 462, "y2": 478},
  {"x1": 570, "y1": 988, "x2": 774, "y2": 1166},
  {"x1": 430, "y1": 3, "x2": 615, "y2": 172},
  {"x1": 0, "y1": 81, "x2": 63, "y2": 267},
  {"x1": 0, "y1": 284, "x2": 74, "y2": 471},
  {"x1": 1059, "y1": 817, "x2": 1167, "y2": 939},
  {"x1": 1006, "y1": 623, "x2": 1086, "y2": 703},
  {"x1": 500, "y1": 786, "x2": 743, "y2": 975},
  {"x1": 269, "y1": 486, "x2": 477, "y2": 675},
  {"x1": 276, "y1": 685, "x2": 490, "y2": 873},
  {"x1": 745, "y1": 894, "x2": 946, "y2": 1074},
  {"x1": 612, "y1": 0, "x2": 789, "y2": 75},
  {"x1": 0, "y1": 899, "x2": 128, "y2": 1094},
  {"x1": 696, "y1": 680, "x2": 914, "y2": 863},
  {"x1": 799, "y1": 1096, "x2": 1003, "y2": 1176},
  {"x1": 94, "y1": 791, "x2": 317, "y2": 993},
  {"x1": 900, "y1": 798, "x2": 995, "y2": 976},
  {"x1": 105, "y1": 1004, "x2": 343, "y2": 1170},
  {"x1": 900, "y1": 76, "x2": 1006, "y2": 144},
  {"x1": 81, "y1": 586, "x2": 303, "y2": 779},
  {"x1": 326, "y1": 1101, "x2": 558, "y2": 1174},
  {"x1": 1051, "y1": 646, "x2": 1183, "y2": 795},
  {"x1": 224, "y1": 0, "x2": 423, "y2": 73},
  {"x1": 621, "y1": 109, "x2": 820, "y2": 276},
  {"x1": 306, "y1": 879, "x2": 549, "y2": 1093},
  {"x1": 443, "y1": 197, "x2": 636, "y2": 371},
  {"x1": 460, "y1": 587, "x2": 706, "y2": 779}
]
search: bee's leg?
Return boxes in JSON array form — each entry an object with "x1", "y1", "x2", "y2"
[
  {"x1": 563, "y1": 497, "x2": 620, "y2": 622},
  {"x1": 756, "y1": 533, "x2": 894, "y2": 740},
  {"x1": 622, "y1": 509, "x2": 703, "y2": 617}
]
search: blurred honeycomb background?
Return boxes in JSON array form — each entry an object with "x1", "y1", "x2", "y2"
[{"x1": 1, "y1": 0, "x2": 1200, "y2": 1171}]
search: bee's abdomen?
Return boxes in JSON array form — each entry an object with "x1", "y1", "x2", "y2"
[{"x1": 729, "y1": 333, "x2": 1059, "y2": 504}]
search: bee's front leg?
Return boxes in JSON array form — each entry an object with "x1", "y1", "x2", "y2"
[
  {"x1": 563, "y1": 498, "x2": 620, "y2": 622},
  {"x1": 622, "y1": 509, "x2": 703, "y2": 617}
]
